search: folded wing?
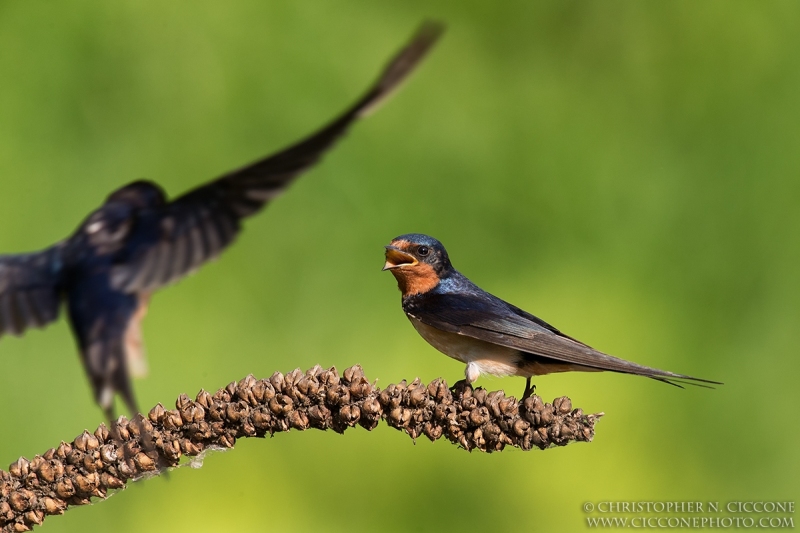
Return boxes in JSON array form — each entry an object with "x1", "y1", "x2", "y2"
[{"x1": 406, "y1": 291, "x2": 721, "y2": 387}]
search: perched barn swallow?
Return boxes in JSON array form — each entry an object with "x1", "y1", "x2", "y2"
[
  {"x1": 383, "y1": 234, "x2": 720, "y2": 398},
  {"x1": 0, "y1": 23, "x2": 443, "y2": 423}
]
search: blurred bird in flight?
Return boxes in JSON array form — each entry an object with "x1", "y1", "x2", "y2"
[
  {"x1": 383, "y1": 233, "x2": 720, "y2": 398},
  {"x1": 0, "y1": 22, "x2": 444, "y2": 424}
]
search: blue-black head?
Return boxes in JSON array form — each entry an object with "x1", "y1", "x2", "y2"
[
  {"x1": 383, "y1": 233, "x2": 453, "y2": 296},
  {"x1": 105, "y1": 180, "x2": 167, "y2": 209}
]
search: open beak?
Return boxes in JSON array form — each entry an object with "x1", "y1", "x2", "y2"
[{"x1": 383, "y1": 245, "x2": 417, "y2": 271}]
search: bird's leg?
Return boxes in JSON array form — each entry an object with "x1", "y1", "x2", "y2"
[
  {"x1": 450, "y1": 363, "x2": 479, "y2": 397},
  {"x1": 449, "y1": 378, "x2": 470, "y2": 393},
  {"x1": 521, "y1": 377, "x2": 536, "y2": 400}
]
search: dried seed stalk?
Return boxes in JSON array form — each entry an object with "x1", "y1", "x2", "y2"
[{"x1": 0, "y1": 365, "x2": 602, "y2": 531}]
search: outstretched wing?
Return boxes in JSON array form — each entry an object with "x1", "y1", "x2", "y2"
[
  {"x1": 406, "y1": 290, "x2": 721, "y2": 387},
  {"x1": 110, "y1": 22, "x2": 444, "y2": 293},
  {"x1": 0, "y1": 245, "x2": 64, "y2": 337}
]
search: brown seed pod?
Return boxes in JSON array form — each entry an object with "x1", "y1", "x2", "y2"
[
  {"x1": 6, "y1": 461, "x2": 28, "y2": 481},
  {"x1": 0, "y1": 365, "x2": 600, "y2": 532},
  {"x1": 41, "y1": 498, "x2": 65, "y2": 516}
]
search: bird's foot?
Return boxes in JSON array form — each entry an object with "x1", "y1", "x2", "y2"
[
  {"x1": 449, "y1": 379, "x2": 473, "y2": 398},
  {"x1": 521, "y1": 379, "x2": 536, "y2": 401}
]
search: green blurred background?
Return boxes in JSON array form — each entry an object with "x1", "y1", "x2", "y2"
[{"x1": 1, "y1": 1, "x2": 798, "y2": 531}]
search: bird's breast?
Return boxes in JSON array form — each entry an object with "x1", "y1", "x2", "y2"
[{"x1": 408, "y1": 316, "x2": 523, "y2": 377}]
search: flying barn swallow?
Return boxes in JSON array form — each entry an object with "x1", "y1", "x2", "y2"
[
  {"x1": 383, "y1": 234, "x2": 720, "y2": 398},
  {"x1": 0, "y1": 23, "x2": 443, "y2": 424}
]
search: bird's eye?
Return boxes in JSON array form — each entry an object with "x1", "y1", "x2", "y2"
[{"x1": 418, "y1": 246, "x2": 430, "y2": 256}]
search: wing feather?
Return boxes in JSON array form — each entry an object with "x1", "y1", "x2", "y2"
[
  {"x1": 110, "y1": 22, "x2": 444, "y2": 293},
  {"x1": 0, "y1": 246, "x2": 64, "y2": 338},
  {"x1": 406, "y1": 290, "x2": 720, "y2": 386}
]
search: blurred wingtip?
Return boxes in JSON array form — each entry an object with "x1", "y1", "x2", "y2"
[
  {"x1": 414, "y1": 19, "x2": 447, "y2": 43},
  {"x1": 357, "y1": 19, "x2": 446, "y2": 117}
]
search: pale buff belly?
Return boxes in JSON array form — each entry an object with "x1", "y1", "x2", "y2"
[
  {"x1": 124, "y1": 294, "x2": 150, "y2": 378},
  {"x1": 410, "y1": 317, "x2": 525, "y2": 380}
]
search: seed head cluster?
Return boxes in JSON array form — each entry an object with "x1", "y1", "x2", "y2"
[{"x1": 0, "y1": 365, "x2": 601, "y2": 531}]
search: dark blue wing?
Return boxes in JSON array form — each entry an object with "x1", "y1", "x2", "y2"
[
  {"x1": 405, "y1": 290, "x2": 720, "y2": 386},
  {"x1": 0, "y1": 245, "x2": 64, "y2": 337},
  {"x1": 109, "y1": 22, "x2": 444, "y2": 293}
]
